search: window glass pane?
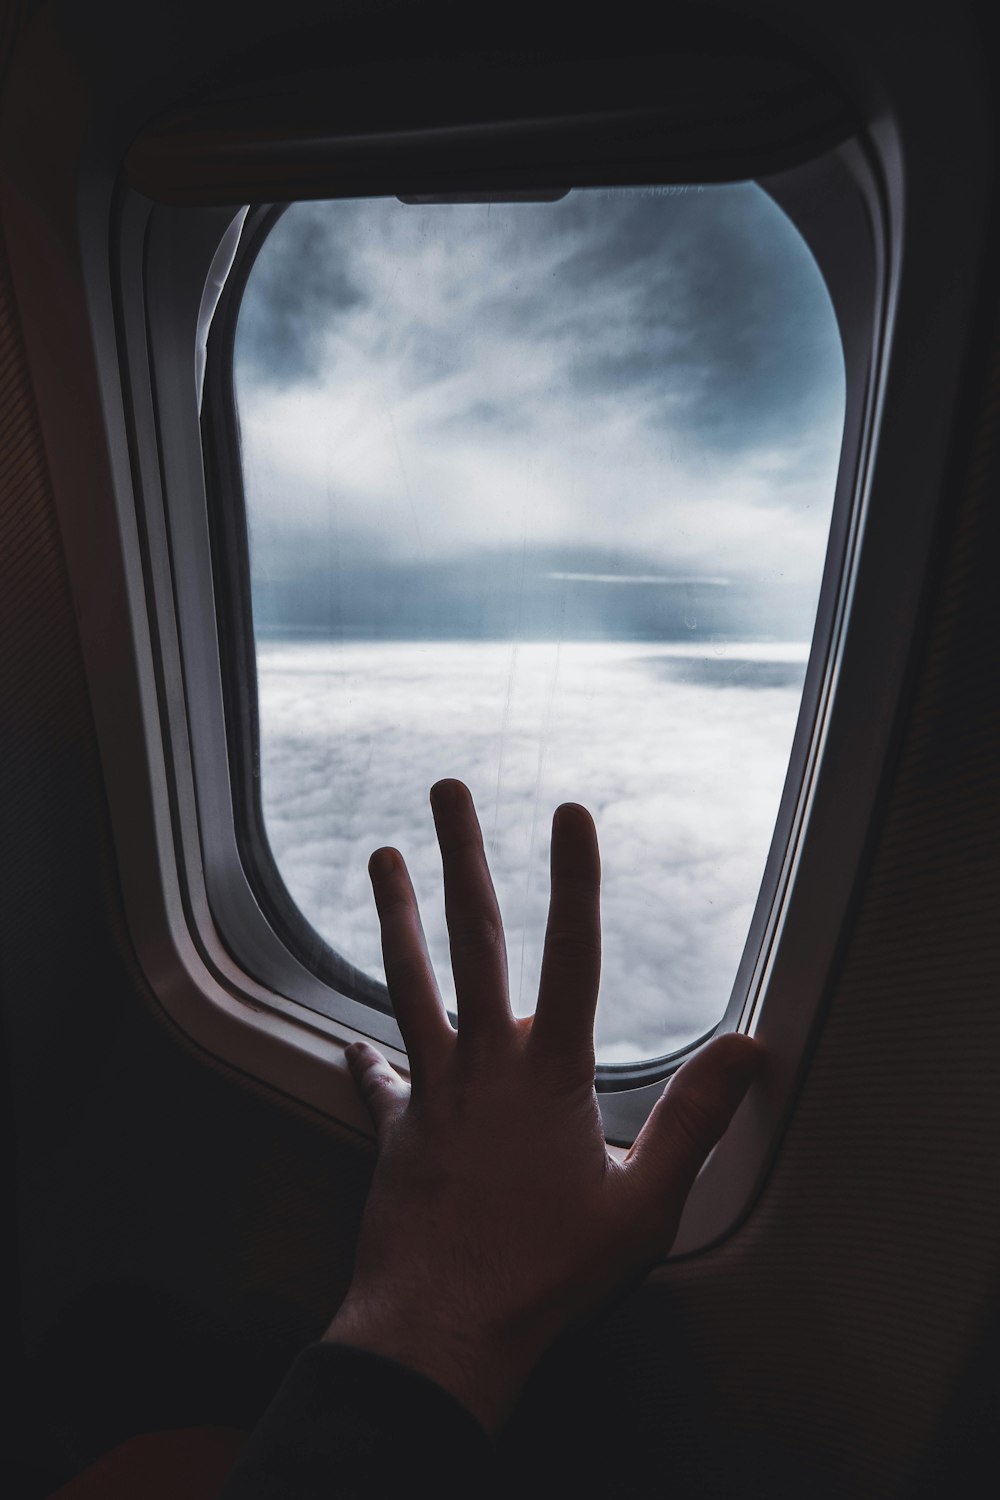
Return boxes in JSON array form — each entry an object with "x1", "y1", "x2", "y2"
[{"x1": 233, "y1": 185, "x2": 844, "y2": 1062}]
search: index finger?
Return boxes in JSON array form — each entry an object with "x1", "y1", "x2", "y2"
[{"x1": 369, "y1": 846, "x2": 454, "y2": 1085}]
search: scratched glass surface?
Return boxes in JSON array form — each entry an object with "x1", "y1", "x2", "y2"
[{"x1": 233, "y1": 187, "x2": 845, "y2": 1060}]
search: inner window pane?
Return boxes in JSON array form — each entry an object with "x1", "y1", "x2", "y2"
[{"x1": 232, "y1": 185, "x2": 845, "y2": 1063}]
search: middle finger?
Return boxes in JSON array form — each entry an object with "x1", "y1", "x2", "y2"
[{"x1": 430, "y1": 779, "x2": 513, "y2": 1044}]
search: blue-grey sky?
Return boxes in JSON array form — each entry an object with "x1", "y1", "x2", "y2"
[
  {"x1": 234, "y1": 190, "x2": 844, "y2": 1047},
  {"x1": 234, "y1": 184, "x2": 845, "y2": 638}
]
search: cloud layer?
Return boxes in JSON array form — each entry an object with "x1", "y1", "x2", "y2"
[{"x1": 257, "y1": 641, "x2": 806, "y2": 1061}]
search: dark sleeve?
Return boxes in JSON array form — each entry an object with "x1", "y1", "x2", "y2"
[{"x1": 216, "y1": 1341, "x2": 500, "y2": 1500}]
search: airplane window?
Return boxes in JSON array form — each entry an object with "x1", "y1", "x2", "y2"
[{"x1": 231, "y1": 185, "x2": 844, "y2": 1063}]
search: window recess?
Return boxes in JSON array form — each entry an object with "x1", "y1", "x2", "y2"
[
  {"x1": 191, "y1": 136, "x2": 881, "y2": 1148},
  {"x1": 219, "y1": 183, "x2": 847, "y2": 1075},
  {"x1": 120, "y1": 126, "x2": 887, "y2": 1239}
]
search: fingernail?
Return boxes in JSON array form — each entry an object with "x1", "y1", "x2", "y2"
[
  {"x1": 554, "y1": 802, "x2": 594, "y2": 831},
  {"x1": 369, "y1": 848, "x2": 398, "y2": 879}
]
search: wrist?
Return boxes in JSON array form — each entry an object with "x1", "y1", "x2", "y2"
[{"x1": 323, "y1": 1293, "x2": 534, "y2": 1435}]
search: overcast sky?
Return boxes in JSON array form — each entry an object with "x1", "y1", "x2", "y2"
[
  {"x1": 234, "y1": 189, "x2": 842, "y2": 1049},
  {"x1": 234, "y1": 183, "x2": 845, "y2": 637}
]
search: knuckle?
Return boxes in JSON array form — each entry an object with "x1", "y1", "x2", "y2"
[
  {"x1": 666, "y1": 1081, "x2": 727, "y2": 1153},
  {"x1": 384, "y1": 950, "x2": 428, "y2": 994},
  {"x1": 542, "y1": 1045, "x2": 596, "y2": 1099},
  {"x1": 546, "y1": 923, "x2": 600, "y2": 971},
  {"x1": 376, "y1": 879, "x2": 418, "y2": 922},
  {"x1": 362, "y1": 1066, "x2": 400, "y2": 1101},
  {"x1": 441, "y1": 829, "x2": 483, "y2": 860},
  {"x1": 378, "y1": 886, "x2": 413, "y2": 915},
  {"x1": 353, "y1": 1052, "x2": 392, "y2": 1086},
  {"x1": 452, "y1": 913, "x2": 504, "y2": 960},
  {"x1": 554, "y1": 870, "x2": 600, "y2": 899}
]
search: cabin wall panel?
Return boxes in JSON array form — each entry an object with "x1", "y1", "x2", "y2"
[{"x1": 0, "y1": 217, "x2": 374, "y2": 1476}]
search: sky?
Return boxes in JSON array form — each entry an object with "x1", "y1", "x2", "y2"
[{"x1": 233, "y1": 183, "x2": 845, "y2": 641}]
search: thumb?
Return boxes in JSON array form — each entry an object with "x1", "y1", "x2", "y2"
[
  {"x1": 345, "y1": 1041, "x2": 410, "y2": 1138},
  {"x1": 623, "y1": 1033, "x2": 764, "y2": 1222}
]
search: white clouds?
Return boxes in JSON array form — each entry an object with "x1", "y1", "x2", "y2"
[
  {"x1": 256, "y1": 640, "x2": 806, "y2": 1061},
  {"x1": 238, "y1": 368, "x2": 840, "y2": 586}
]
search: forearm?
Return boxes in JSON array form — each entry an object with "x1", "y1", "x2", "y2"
[{"x1": 217, "y1": 1341, "x2": 500, "y2": 1499}]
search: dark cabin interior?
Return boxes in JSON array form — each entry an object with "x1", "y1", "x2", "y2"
[{"x1": 1, "y1": 1, "x2": 999, "y2": 1495}]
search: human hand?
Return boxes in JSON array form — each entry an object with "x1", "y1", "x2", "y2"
[{"x1": 324, "y1": 779, "x2": 763, "y2": 1433}]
